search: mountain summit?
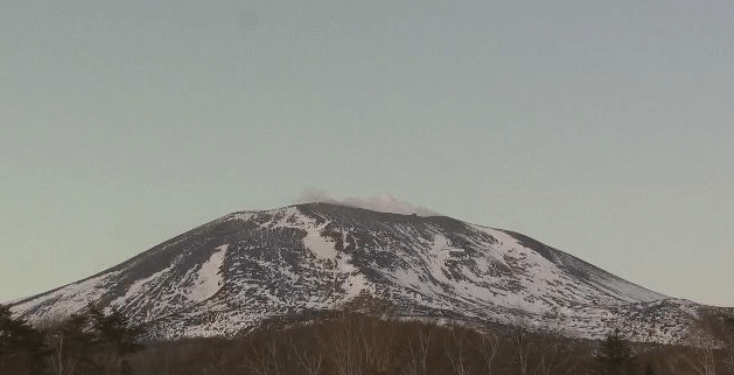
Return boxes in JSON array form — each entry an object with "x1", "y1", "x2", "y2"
[{"x1": 9, "y1": 203, "x2": 726, "y2": 343}]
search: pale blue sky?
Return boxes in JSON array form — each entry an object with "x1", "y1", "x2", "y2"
[{"x1": 1, "y1": 0, "x2": 733, "y2": 305}]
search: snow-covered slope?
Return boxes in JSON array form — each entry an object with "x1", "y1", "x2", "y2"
[{"x1": 9, "y1": 203, "x2": 729, "y2": 343}]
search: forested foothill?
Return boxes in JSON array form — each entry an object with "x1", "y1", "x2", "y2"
[
  {"x1": 2, "y1": 303, "x2": 734, "y2": 375},
  {"x1": 0, "y1": 304, "x2": 141, "y2": 375}
]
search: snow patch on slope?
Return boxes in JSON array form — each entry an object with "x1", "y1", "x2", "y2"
[
  {"x1": 189, "y1": 245, "x2": 228, "y2": 302},
  {"x1": 111, "y1": 265, "x2": 175, "y2": 308},
  {"x1": 343, "y1": 273, "x2": 371, "y2": 298},
  {"x1": 303, "y1": 224, "x2": 337, "y2": 260}
]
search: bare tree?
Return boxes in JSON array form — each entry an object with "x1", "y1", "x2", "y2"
[
  {"x1": 243, "y1": 345, "x2": 271, "y2": 375},
  {"x1": 359, "y1": 316, "x2": 395, "y2": 374},
  {"x1": 723, "y1": 354, "x2": 734, "y2": 375},
  {"x1": 318, "y1": 316, "x2": 361, "y2": 375},
  {"x1": 445, "y1": 327, "x2": 471, "y2": 375},
  {"x1": 658, "y1": 347, "x2": 687, "y2": 375},
  {"x1": 473, "y1": 331, "x2": 499, "y2": 375},
  {"x1": 201, "y1": 352, "x2": 230, "y2": 375},
  {"x1": 681, "y1": 326, "x2": 720, "y2": 375},
  {"x1": 724, "y1": 318, "x2": 734, "y2": 375},
  {"x1": 532, "y1": 342, "x2": 577, "y2": 375},
  {"x1": 687, "y1": 347, "x2": 717, "y2": 375},
  {"x1": 44, "y1": 315, "x2": 96, "y2": 375},
  {"x1": 404, "y1": 327, "x2": 431, "y2": 375},
  {"x1": 291, "y1": 335, "x2": 322, "y2": 375},
  {"x1": 46, "y1": 331, "x2": 78, "y2": 375},
  {"x1": 515, "y1": 327, "x2": 531, "y2": 375},
  {"x1": 243, "y1": 334, "x2": 283, "y2": 375}
]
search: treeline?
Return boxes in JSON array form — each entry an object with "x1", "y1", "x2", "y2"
[
  {"x1": 126, "y1": 314, "x2": 734, "y2": 375},
  {"x1": 3, "y1": 305, "x2": 734, "y2": 375},
  {"x1": 0, "y1": 304, "x2": 142, "y2": 375}
]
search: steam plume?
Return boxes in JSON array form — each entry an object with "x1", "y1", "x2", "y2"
[{"x1": 295, "y1": 188, "x2": 440, "y2": 217}]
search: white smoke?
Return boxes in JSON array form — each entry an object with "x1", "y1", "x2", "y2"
[{"x1": 294, "y1": 188, "x2": 440, "y2": 217}]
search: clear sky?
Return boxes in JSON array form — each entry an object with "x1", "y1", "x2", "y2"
[{"x1": 1, "y1": 0, "x2": 733, "y2": 306}]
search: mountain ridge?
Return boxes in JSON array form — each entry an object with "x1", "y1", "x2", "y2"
[{"x1": 9, "y1": 202, "x2": 730, "y2": 344}]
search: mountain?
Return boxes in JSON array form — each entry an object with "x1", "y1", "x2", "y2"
[{"x1": 8, "y1": 203, "x2": 730, "y2": 343}]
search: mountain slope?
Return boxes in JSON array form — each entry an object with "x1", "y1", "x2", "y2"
[{"x1": 9, "y1": 203, "x2": 726, "y2": 343}]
